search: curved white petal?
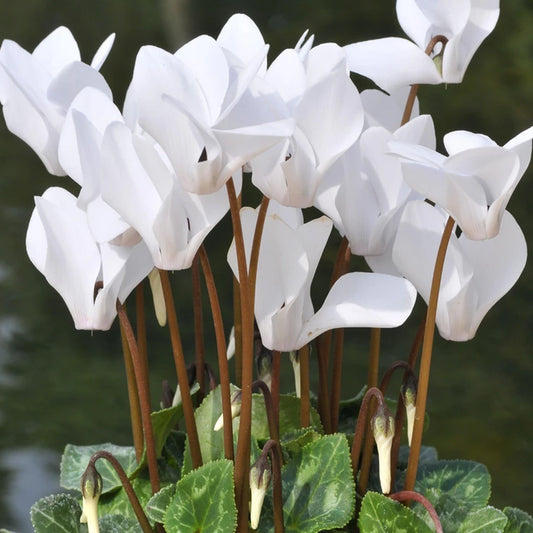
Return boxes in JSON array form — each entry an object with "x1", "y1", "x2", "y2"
[
  {"x1": 345, "y1": 38, "x2": 442, "y2": 92},
  {"x1": 297, "y1": 272, "x2": 416, "y2": 348}
]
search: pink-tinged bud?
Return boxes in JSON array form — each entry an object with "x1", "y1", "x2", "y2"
[
  {"x1": 214, "y1": 389, "x2": 242, "y2": 431},
  {"x1": 249, "y1": 455, "x2": 273, "y2": 529},
  {"x1": 80, "y1": 463, "x2": 103, "y2": 533},
  {"x1": 370, "y1": 402, "x2": 395, "y2": 494}
]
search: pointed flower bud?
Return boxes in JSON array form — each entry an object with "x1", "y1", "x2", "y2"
[
  {"x1": 290, "y1": 351, "x2": 301, "y2": 398},
  {"x1": 370, "y1": 401, "x2": 395, "y2": 494},
  {"x1": 256, "y1": 344, "x2": 273, "y2": 391},
  {"x1": 214, "y1": 389, "x2": 242, "y2": 431},
  {"x1": 401, "y1": 375, "x2": 417, "y2": 447},
  {"x1": 80, "y1": 463, "x2": 103, "y2": 533},
  {"x1": 148, "y1": 268, "x2": 166, "y2": 327},
  {"x1": 249, "y1": 454, "x2": 273, "y2": 530},
  {"x1": 226, "y1": 326, "x2": 236, "y2": 360}
]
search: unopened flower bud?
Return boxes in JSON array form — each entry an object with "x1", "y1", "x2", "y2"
[
  {"x1": 256, "y1": 346, "x2": 273, "y2": 391},
  {"x1": 249, "y1": 454, "x2": 272, "y2": 530},
  {"x1": 214, "y1": 389, "x2": 242, "y2": 431},
  {"x1": 148, "y1": 268, "x2": 167, "y2": 327},
  {"x1": 370, "y1": 402, "x2": 395, "y2": 494},
  {"x1": 226, "y1": 326, "x2": 235, "y2": 360},
  {"x1": 290, "y1": 351, "x2": 300, "y2": 398},
  {"x1": 400, "y1": 376, "x2": 417, "y2": 447},
  {"x1": 80, "y1": 463, "x2": 103, "y2": 533},
  {"x1": 433, "y1": 52, "x2": 443, "y2": 76}
]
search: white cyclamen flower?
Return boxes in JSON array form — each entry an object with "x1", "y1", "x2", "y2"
[
  {"x1": 389, "y1": 125, "x2": 533, "y2": 240},
  {"x1": 227, "y1": 205, "x2": 416, "y2": 351},
  {"x1": 392, "y1": 201, "x2": 527, "y2": 341},
  {"x1": 250, "y1": 43, "x2": 364, "y2": 207},
  {"x1": 26, "y1": 187, "x2": 153, "y2": 330},
  {"x1": 123, "y1": 14, "x2": 293, "y2": 195},
  {"x1": 0, "y1": 27, "x2": 114, "y2": 175},
  {"x1": 345, "y1": 0, "x2": 499, "y2": 92}
]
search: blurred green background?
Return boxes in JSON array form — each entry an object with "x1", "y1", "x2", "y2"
[{"x1": 0, "y1": 0, "x2": 532, "y2": 531}]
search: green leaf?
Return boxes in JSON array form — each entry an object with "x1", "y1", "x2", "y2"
[
  {"x1": 503, "y1": 507, "x2": 533, "y2": 532},
  {"x1": 150, "y1": 405, "x2": 182, "y2": 457},
  {"x1": 159, "y1": 430, "x2": 186, "y2": 483},
  {"x1": 0, "y1": 529, "x2": 19, "y2": 533},
  {"x1": 252, "y1": 394, "x2": 323, "y2": 440},
  {"x1": 262, "y1": 434, "x2": 354, "y2": 533},
  {"x1": 164, "y1": 459, "x2": 236, "y2": 533},
  {"x1": 60, "y1": 443, "x2": 138, "y2": 494},
  {"x1": 146, "y1": 484, "x2": 177, "y2": 524},
  {"x1": 414, "y1": 460, "x2": 491, "y2": 509},
  {"x1": 457, "y1": 506, "x2": 508, "y2": 533},
  {"x1": 98, "y1": 477, "x2": 153, "y2": 520},
  {"x1": 358, "y1": 492, "x2": 432, "y2": 533},
  {"x1": 99, "y1": 514, "x2": 143, "y2": 533},
  {"x1": 182, "y1": 385, "x2": 238, "y2": 474},
  {"x1": 30, "y1": 493, "x2": 82, "y2": 533}
]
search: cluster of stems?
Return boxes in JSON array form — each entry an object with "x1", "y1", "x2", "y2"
[{"x1": 84, "y1": 36, "x2": 456, "y2": 532}]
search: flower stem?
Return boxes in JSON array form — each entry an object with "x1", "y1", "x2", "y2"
[
  {"x1": 350, "y1": 387, "x2": 384, "y2": 482},
  {"x1": 135, "y1": 284, "x2": 150, "y2": 399},
  {"x1": 192, "y1": 253, "x2": 205, "y2": 399},
  {"x1": 85, "y1": 450, "x2": 154, "y2": 533},
  {"x1": 226, "y1": 178, "x2": 255, "y2": 533},
  {"x1": 252, "y1": 380, "x2": 280, "y2": 444},
  {"x1": 403, "y1": 216, "x2": 455, "y2": 492},
  {"x1": 389, "y1": 491, "x2": 443, "y2": 533},
  {"x1": 118, "y1": 315, "x2": 143, "y2": 463},
  {"x1": 198, "y1": 244, "x2": 234, "y2": 461},
  {"x1": 401, "y1": 35, "x2": 449, "y2": 125},
  {"x1": 299, "y1": 344, "x2": 311, "y2": 428},
  {"x1": 329, "y1": 328, "x2": 345, "y2": 433},
  {"x1": 262, "y1": 440, "x2": 285, "y2": 533},
  {"x1": 116, "y1": 303, "x2": 160, "y2": 494},
  {"x1": 271, "y1": 350, "x2": 281, "y2": 426},
  {"x1": 158, "y1": 269, "x2": 203, "y2": 470},
  {"x1": 357, "y1": 328, "x2": 382, "y2": 495}
]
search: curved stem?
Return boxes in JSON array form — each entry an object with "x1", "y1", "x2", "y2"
[
  {"x1": 379, "y1": 361, "x2": 410, "y2": 395},
  {"x1": 252, "y1": 380, "x2": 280, "y2": 444},
  {"x1": 262, "y1": 440, "x2": 285, "y2": 533},
  {"x1": 404, "y1": 216, "x2": 455, "y2": 492},
  {"x1": 248, "y1": 196, "x2": 270, "y2": 306},
  {"x1": 118, "y1": 315, "x2": 144, "y2": 463},
  {"x1": 86, "y1": 450, "x2": 154, "y2": 533},
  {"x1": 350, "y1": 387, "x2": 384, "y2": 483},
  {"x1": 389, "y1": 491, "x2": 443, "y2": 533},
  {"x1": 401, "y1": 35, "x2": 449, "y2": 125},
  {"x1": 116, "y1": 303, "x2": 160, "y2": 494},
  {"x1": 158, "y1": 269, "x2": 202, "y2": 470},
  {"x1": 358, "y1": 328, "x2": 382, "y2": 496},
  {"x1": 192, "y1": 253, "x2": 205, "y2": 400}
]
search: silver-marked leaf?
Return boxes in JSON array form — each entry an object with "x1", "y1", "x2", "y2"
[
  {"x1": 98, "y1": 477, "x2": 153, "y2": 520},
  {"x1": 503, "y1": 507, "x2": 533, "y2": 532},
  {"x1": 146, "y1": 484, "x2": 176, "y2": 524},
  {"x1": 457, "y1": 506, "x2": 508, "y2": 533},
  {"x1": 100, "y1": 514, "x2": 143, "y2": 533},
  {"x1": 358, "y1": 491, "x2": 432, "y2": 533},
  {"x1": 262, "y1": 434, "x2": 354, "y2": 533},
  {"x1": 164, "y1": 459, "x2": 236, "y2": 533},
  {"x1": 30, "y1": 493, "x2": 81, "y2": 533},
  {"x1": 60, "y1": 443, "x2": 137, "y2": 494}
]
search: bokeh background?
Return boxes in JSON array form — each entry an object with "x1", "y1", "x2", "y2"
[{"x1": 0, "y1": 1, "x2": 532, "y2": 531}]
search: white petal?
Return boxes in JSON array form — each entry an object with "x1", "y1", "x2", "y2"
[
  {"x1": 297, "y1": 272, "x2": 416, "y2": 348},
  {"x1": 345, "y1": 38, "x2": 442, "y2": 92}
]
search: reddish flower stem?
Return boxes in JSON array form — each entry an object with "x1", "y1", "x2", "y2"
[
  {"x1": 389, "y1": 491, "x2": 443, "y2": 533},
  {"x1": 116, "y1": 303, "x2": 160, "y2": 494}
]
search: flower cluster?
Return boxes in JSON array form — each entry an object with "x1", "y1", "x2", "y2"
[{"x1": 0, "y1": 1, "x2": 527, "y2": 345}]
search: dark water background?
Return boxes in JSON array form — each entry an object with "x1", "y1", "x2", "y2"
[{"x1": 1, "y1": 1, "x2": 533, "y2": 530}]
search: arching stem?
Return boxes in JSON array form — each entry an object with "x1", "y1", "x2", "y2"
[
  {"x1": 389, "y1": 491, "x2": 443, "y2": 533},
  {"x1": 403, "y1": 216, "x2": 455, "y2": 492}
]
